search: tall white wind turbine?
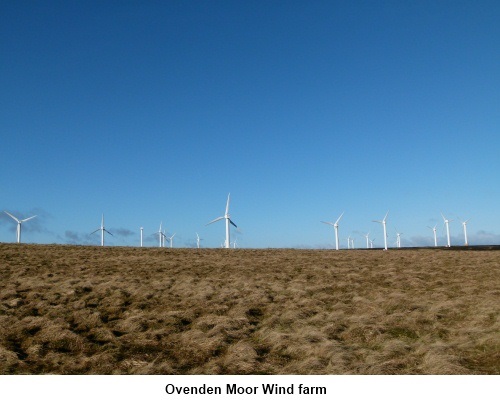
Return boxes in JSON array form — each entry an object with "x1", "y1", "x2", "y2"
[
  {"x1": 321, "y1": 212, "x2": 344, "y2": 250},
  {"x1": 347, "y1": 235, "x2": 351, "y2": 249},
  {"x1": 155, "y1": 222, "x2": 165, "y2": 247},
  {"x1": 369, "y1": 238, "x2": 375, "y2": 249},
  {"x1": 196, "y1": 232, "x2": 203, "y2": 249},
  {"x1": 364, "y1": 232, "x2": 370, "y2": 249},
  {"x1": 427, "y1": 224, "x2": 438, "y2": 247},
  {"x1": 395, "y1": 230, "x2": 403, "y2": 248},
  {"x1": 459, "y1": 218, "x2": 470, "y2": 246},
  {"x1": 90, "y1": 214, "x2": 113, "y2": 246},
  {"x1": 373, "y1": 211, "x2": 389, "y2": 250},
  {"x1": 168, "y1": 233, "x2": 176, "y2": 248},
  {"x1": 441, "y1": 213, "x2": 453, "y2": 247},
  {"x1": 140, "y1": 227, "x2": 144, "y2": 247},
  {"x1": 4, "y1": 211, "x2": 37, "y2": 243},
  {"x1": 206, "y1": 193, "x2": 237, "y2": 248}
]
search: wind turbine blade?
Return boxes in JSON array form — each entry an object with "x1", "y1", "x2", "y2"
[
  {"x1": 321, "y1": 221, "x2": 334, "y2": 226},
  {"x1": 383, "y1": 211, "x2": 389, "y2": 222},
  {"x1": 441, "y1": 212, "x2": 447, "y2": 221},
  {"x1": 372, "y1": 220, "x2": 382, "y2": 223},
  {"x1": 4, "y1": 211, "x2": 20, "y2": 222},
  {"x1": 105, "y1": 230, "x2": 113, "y2": 236},
  {"x1": 171, "y1": 233, "x2": 176, "y2": 238},
  {"x1": 90, "y1": 229, "x2": 100, "y2": 235},
  {"x1": 21, "y1": 215, "x2": 37, "y2": 222},
  {"x1": 206, "y1": 216, "x2": 224, "y2": 226},
  {"x1": 335, "y1": 212, "x2": 344, "y2": 225},
  {"x1": 225, "y1": 193, "x2": 231, "y2": 216},
  {"x1": 230, "y1": 220, "x2": 237, "y2": 228}
]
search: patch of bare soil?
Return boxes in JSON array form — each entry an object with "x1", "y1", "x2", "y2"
[{"x1": 0, "y1": 244, "x2": 498, "y2": 374}]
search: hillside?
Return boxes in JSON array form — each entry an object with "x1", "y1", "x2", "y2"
[{"x1": 0, "y1": 244, "x2": 498, "y2": 374}]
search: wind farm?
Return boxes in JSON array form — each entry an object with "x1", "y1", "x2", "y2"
[{"x1": 1, "y1": 1, "x2": 499, "y2": 386}]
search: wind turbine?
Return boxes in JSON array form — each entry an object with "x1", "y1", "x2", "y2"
[
  {"x1": 90, "y1": 214, "x2": 113, "y2": 246},
  {"x1": 321, "y1": 212, "x2": 344, "y2": 250},
  {"x1": 364, "y1": 232, "x2": 370, "y2": 249},
  {"x1": 369, "y1": 238, "x2": 375, "y2": 249},
  {"x1": 168, "y1": 233, "x2": 176, "y2": 248},
  {"x1": 351, "y1": 238, "x2": 355, "y2": 249},
  {"x1": 373, "y1": 211, "x2": 389, "y2": 250},
  {"x1": 232, "y1": 238, "x2": 238, "y2": 248},
  {"x1": 427, "y1": 224, "x2": 438, "y2": 247},
  {"x1": 441, "y1": 213, "x2": 452, "y2": 247},
  {"x1": 347, "y1": 235, "x2": 351, "y2": 249},
  {"x1": 196, "y1": 232, "x2": 203, "y2": 249},
  {"x1": 140, "y1": 227, "x2": 144, "y2": 247},
  {"x1": 155, "y1": 222, "x2": 165, "y2": 248},
  {"x1": 395, "y1": 229, "x2": 403, "y2": 248},
  {"x1": 207, "y1": 193, "x2": 237, "y2": 249},
  {"x1": 459, "y1": 217, "x2": 470, "y2": 246},
  {"x1": 4, "y1": 211, "x2": 37, "y2": 243}
]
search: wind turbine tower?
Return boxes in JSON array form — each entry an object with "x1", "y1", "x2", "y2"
[
  {"x1": 207, "y1": 193, "x2": 237, "y2": 248},
  {"x1": 140, "y1": 227, "x2": 143, "y2": 247},
  {"x1": 321, "y1": 212, "x2": 344, "y2": 250},
  {"x1": 460, "y1": 218, "x2": 470, "y2": 246},
  {"x1": 395, "y1": 230, "x2": 403, "y2": 248},
  {"x1": 4, "y1": 211, "x2": 37, "y2": 243},
  {"x1": 364, "y1": 232, "x2": 370, "y2": 249},
  {"x1": 427, "y1": 225, "x2": 438, "y2": 247},
  {"x1": 155, "y1": 222, "x2": 165, "y2": 248},
  {"x1": 168, "y1": 233, "x2": 176, "y2": 248},
  {"x1": 90, "y1": 214, "x2": 113, "y2": 246},
  {"x1": 373, "y1": 212, "x2": 389, "y2": 250},
  {"x1": 196, "y1": 232, "x2": 202, "y2": 249},
  {"x1": 441, "y1": 213, "x2": 453, "y2": 247}
]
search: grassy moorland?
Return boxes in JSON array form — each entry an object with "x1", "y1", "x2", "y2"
[{"x1": 0, "y1": 243, "x2": 498, "y2": 374}]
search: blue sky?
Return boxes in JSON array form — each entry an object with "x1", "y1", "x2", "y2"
[{"x1": 1, "y1": 0, "x2": 499, "y2": 248}]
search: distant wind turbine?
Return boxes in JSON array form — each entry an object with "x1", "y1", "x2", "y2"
[
  {"x1": 155, "y1": 222, "x2": 165, "y2": 248},
  {"x1": 347, "y1": 235, "x2": 352, "y2": 249},
  {"x1": 441, "y1": 213, "x2": 453, "y2": 247},
  {"x1": 321, "y1": 212, "x2": 344, "y2": 250},
  {"x1": 90, "y1": 214, "x2": 113, "y2": 246},
  {"x1": 459, "y1": 217, "x2": 470, "y2": 246},
  {"x1": 168, "y1": 233, "x2": 176, "y2": 248},
  {"x1": 207, "y1": 193, "x2": 237, "y2": 249},
  {"x1": 395, "y1": 229, "x2": 403, "y2": 248},
  {"x1": 196, "y1": 232, "x2": 203, "y2": 249},
  {"x1": 369, "y1": 238, "x2": 375, "y2": 249},
  {"x1": 140, "y1": 227, "x2": 144, "y2": 247},
  {"x1": 427, "y1": 224, "x2": 438, "y2": 247},
  {"x1": 364, "y1": 232, "x2": 370, "y2": 249},
  {"x1": 373, "y1": 211, "x2": 389, "y2": 250},
  {"x1": 232, "y1": 238, "x2": 238, "y2": 248},
  {"x1": 4, "y1": 211, "x2": 37, "y2": 243}
]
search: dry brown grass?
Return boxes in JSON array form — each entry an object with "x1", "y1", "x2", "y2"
[{"x1": 0, "y1": 244, "x2": 498, "y2": 374}]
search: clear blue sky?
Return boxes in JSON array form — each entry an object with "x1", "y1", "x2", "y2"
[{"x1": 1, "y1": 0, "x2": 499, "y2": 248}]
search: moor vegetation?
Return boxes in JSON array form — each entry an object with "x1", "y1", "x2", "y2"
[{"x1": 0, "y1": 243, "x2": 499, "y2": 374}]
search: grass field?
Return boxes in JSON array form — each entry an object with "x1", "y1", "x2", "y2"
[{"x1": 0, "y1": 243, "x2": 498, "y2": 374}]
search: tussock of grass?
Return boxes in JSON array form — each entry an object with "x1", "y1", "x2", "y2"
[{"x1": 0, "y1": 244, "x2": 499, "y2": 374}]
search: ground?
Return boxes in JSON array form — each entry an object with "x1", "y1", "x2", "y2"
[{"x1": 0, "y1": 244, "x2": 498, "y2": 374}]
